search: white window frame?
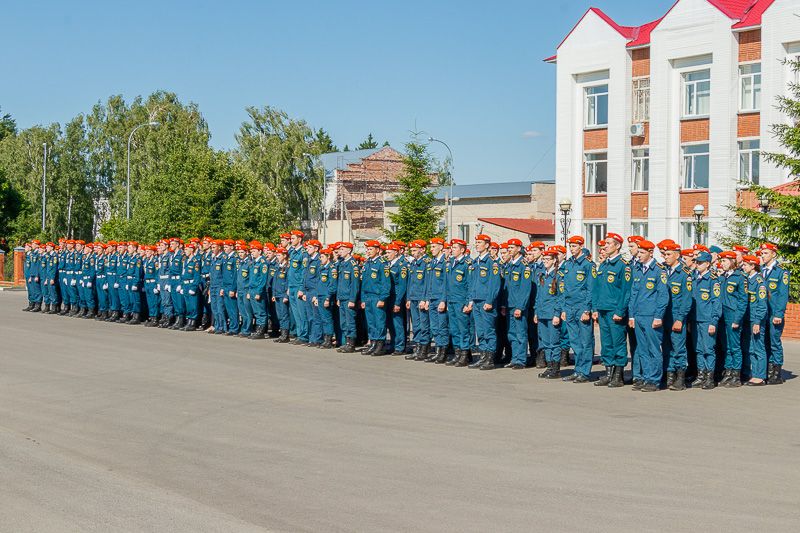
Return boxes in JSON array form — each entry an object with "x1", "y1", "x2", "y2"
[
  {"x1": 681, "y1": 142, "x2": 710, "y2": 190},
  {"x1": 738, "y1": 138, "x2": 760, "y2": 185},
  {"x1": 739, "y1": 62, "x2": 761, "y2": 112},
  {"x1": 682, "y1": 69, "x2": 711, "y2": 118},
  {"x1": 584, "y1": 84, "x2": 609, "y2": 128},
  {"x1": 632, "y1": 148, "x2": 649, "y2": 192},
  {"x1": 584, "y1": 223, "x2": 607, "y2": 260},
  {"x1": 584, "y1": 151, "x2": 608, "y2": 194},
  {"x1": 630, "y1": 221, "x2": 648, "y2": 239},
  {"x1": 458, "y1": 223, "x2": 470, "y2": 242},
  {"x1": 681, "y1": 221, "x2": 707, "y2": 248},
  {"x1": 789, "y1": 53, "x2": 800, "y2": 93},
  {"x1": 632, "y1": 77, "x2": 650, "y2": 122}
]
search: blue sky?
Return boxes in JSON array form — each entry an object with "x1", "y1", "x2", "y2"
[{"x1": 3, "y1": 0, "x2": 676, "y2": 184}]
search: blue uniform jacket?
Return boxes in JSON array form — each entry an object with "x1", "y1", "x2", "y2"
[
  {"x1": 744, "y1": 273, "x2": 767, "y2": 324},
  {"x1": 504, "y1": 257, "x2": 531, "y2": 312},
  {"x1": 288, "y1": 246, "x2": 307, "y2": 289},
  {"x1": 560, "y1": 253, "x2": 594, "y2": 313},
  {"x1": 426, "y1": 254, "x2": 448, "y2": 302},
  {"x1": 272, "y1": 261, "x2": 289, "y2": 299},
  {"x1": 446, "y1": 256, "x2": 472, "y2": 303},
  {"x1": 361, "y1": 256, "x2": 390, "y2": 300},
  {"x1": 761, "y1": 262, "x2": 789, "y2": 320},
  {"x1": 406, "y1": 255, "x2": 429, "y2": 301},
  {"x1": 592, "y1": 254, "x2": 632, "y2": 316},
  {"x1": 336, "y1": 257, "x2": 360, "y2": 304},
  {"x1": 469, "y1": 253, "x2": 501, "y2": 306},
  {"x1": 692, "y1": 271, "x2": 722, "y2": 324},
  {"x1": 721, "y1": 270, "x2": 748, "y2": 324},
  {"x1": 388, "y1": 257, "x2": 408, "y2": 305},
  {"x1": 535, "y1": 267, "x2": 563, "y2": 318},
  {"x1": 303, "y1": 253, "x2": 321, "y2": 294},
  {"x1": 236, "y1": 256, "x2": 251, "y2": 293},
  {"x1": 628, "y1": 260, "x2": 669, "y2": 319},
  {"x1": 181, "y1": 254, "x2": 201, "y2": 293},
  {"x1": 664, "y1": 262, "x2": 692, "y2": 323},
  {"x1": 249, "y1": 256, "x2": 269, "y2": 297}
]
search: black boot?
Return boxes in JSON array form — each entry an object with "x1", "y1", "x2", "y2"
[
  {"x1": 182, "y1": 318, "x2": 197, "y2": 331},
  {"x1": 538, "y1": 361, "x2": 554, "y2": 379},
  {"x1": 725, "y1": 370, "x2": 742, "y2": 388},
  {"x1": 276, "y1": 329, "x2": 291, "y2": 343},
  {"x1": 670, "y1": 369, "x2": 686, "y2": 391},
  {"x1": 320, "y1": 335, "x2": 333, "y2": 349},
  {"x1": 702, "y1": 371, "x2": 716, "y2": 390},
  {"x1": 371, "y1": 340, "x2": 386, "y2": 356},
  {"x1": 771, "y1": 365, "x2": 785, "y2": 385},
  {"x1": 362, "y1": 341, "x2": 376, "y2": 355},
  {"x1": 128, "y1": 313, "x2": 141, "y2": 325},
  {"x1": 469, "y1": 351, "x2": 485, "y2": 369},
  {"x1": 337, "y1": 336, "x2": 354, "y2": 351},
  {"x1": 59, "y1": 304, "x2": 70, "y2": 316},
  {"x1": 433, "y1": 346, "x2": 448, "y2": 364},
  {"x1": 85, "y1": 309, "x2": 96, "y2": 319},
  {"x1": 445, "y1": 349, "x2": 460, "y2": 366},
  {"x1": 535, "y1": 349, "x2": 546, "y2": 368},
  {"x1": 718, "y1": 369, "x2": 733, "y2": 387},
  {"x1": 479, "y1": 350, "x2": 495, "y2": 370},
  {"x1": 406, "y1": 344, "x2": 421, "y2": 360},
  {"x1": 547, "y1": 360, "x2": 562, "y2": 379},
  {"x1": 691, "y1": 370, "x2": 705, "y2": 388},
  {"x1": 608, "y1": 366, "x2": 624, "y2": 388},
  {"x1": 454, "y1": 350, "x2": 471, "y2": 367},
  {"x1": 51, "y1": 304, "x2": 61, "y2": 315},
  {"x1": 22, "y1": 302, "x2": 33, "y2": 312},
  {"x1": 665, "y1": 371, "x2": 676, "y2": 390},
  {"x1": 559, "y1": 348, "x2": 571, "y2": 367},
  {"x1": 30, "y1": 302, "x2": 41, "y2": 313},
  {"x1": 422, "y1": 346, "x2": 438, "y2": 362},
  {"x1": 416, "y1": 343, "x2": 432, "y2": 361},
  {"x1": 170, "y1": 316, "x2": 185, "y2": 330},
  {"x1": 594, "y1": 366, "x2": 613, "y2": 386},
  {"x1": 250, "y1": 325, "x2": 266, "y2": 339}
]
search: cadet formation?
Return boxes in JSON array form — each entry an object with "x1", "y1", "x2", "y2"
[{"x1": 20, "y1": 231, "x2": 790, "y2": 390}]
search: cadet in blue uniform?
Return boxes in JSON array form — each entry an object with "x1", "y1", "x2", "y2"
[
  {"x1": 560, "y1": 237, "x2": 595, "y2": 383},
  {"x1": 287, "y1": 230, "x2": 308, "y2": 342},
  {"x1": 741, "y1": 255, "x2": 768, "y2": 386},
  {"x1": 718, "y1": 251, "x2": 748, "y2": 387},
  {"x1": 125, "y1": 242, "x2": 143, "y2": 324},
  {"x1": 105, "y1": 242, "x2": 120, "y2": 321},
  {"x1": 299, "y1": 240, "x2": 322, "y2": 346},
  {"x1": 422, "y1": 238, "x2": 450, "y2": 363},
  {"x1": 199, "y1": 238, "x2": 213, "y2": 330},
  {"x1": 43, "y1": 242, "x2": 60, "y2": 313},
  {"x1": 335, "y1": 242, "x2": 360, "y2": 353},
  {"x1": 94, "y1": 243, "x2": 108, "y2": 319},
  {"x1": 155, "y1": 241, "x2": 172, "y2": 327},
  {"x1": 385, "y1": 243, "x2": 408, "y2": 355},
  {"x1": 81, "y1": 243, "x2": 97, "y2": 318},
  {"x1": 445, "y1": 239, "x2": 473, "y2": 367},
  {"x1": 168, "y1": 239, "x2": 186, "y2": 329},
  {"x1": 502, "y1": 239, "x2": 531, "y2": 369},
  {"x1": 143, "y1": 245, "x2": 160, "y2": 326},
  {"x1": 180, "y1": 242, "x2": 202, "y2": 331},
  {"x1": 468, "y1": 234, "x2": 501, "y2": 370},
  {"x1": 628, "y1": 240, "x2": 669, "y2": 392},
  {"x1": 660, "y1": 242, "x2": 693, "y2": 391},
  {"x1": 592, "y1": 233, "x2": 632, "y2": 388},
  {"x1": 526, "y1": 242, "x2": 545, "y2": 367},
  {"x1": 315, "y1": 247, "x2": 338, "y2": 349},
  {"x1": 116, "y1": 243, "x2": 130, "y2": 321},
  {"x1": 222, "y1": 240, "x2": 239, "y2": 334},
  {"x1": 207, "y1": 240, "x2": 226, "y2": 335},
  {"x1": 534, "y1": 248, "x2": 564, "y2": 378},
  {"x1": 248, "y1": 241, "x2": 269, "y2": 339},
  {"x1": 405, "y1": 240, "x2": 431, "y2": 361},
  {"x1": 271, "y1": 247, "x2": 291, "y2": 343},
  {"x1": 758, "y1": 243, "x2": 788, "y2": 384},
  {"x1": 691, "y1": 252, "x2": 722, "y2": 389},
  {"x1": 234, "y1": 244, "x2": 252, "y2": 337},
  {"x1": 360, "y1": 240, "x2": 391, "y2": 356}
]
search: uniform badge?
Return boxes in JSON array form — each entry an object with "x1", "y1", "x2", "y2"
[
  {"x1": 242, "y1": 271, "x2": 248, "y2": 277},
  {"x1": 310, "y1": 266, "x2": 316, "y2": 274},
  {"x1": 783, "y1": 272, "x2": 789, "y2": 285},
  {"x1": 456, "y1": 274, "x2": 463, "y2": 282},
  {"x1": 607, "y1": 274, "x2": 615, "y2": 283},
  {"x1": 480, "y1": 269, "x2": 487, "y2": 278},
  {"x1": 344, "y1": 272, "x2": 350, "y2": 279},
  {"x1": 671, "y1": 285, "x2": 680, "y2": 295},
  {"x1": 512, "y1": 273, "x2": 520, "y2": 282},
  {"x1": 591, "y1": 267, "x2": 597, "y2": 278},
  {"x1": 660, "y1": 272, "x2": 667, "y2": 284},
  {"x1": 759, "y1": 286, "x2": 767, "y2": 299},
  {"x1": 769, "y1": 282, "x2": 778, "y2": 290},
  {"x1": 435, "y1": 270, "x2": 441, "y2": 278},
  {"x1": 576, "y1": 272, "x2": 585, "y2": 281},
  {"x1": 302, "y1": 259, "x2": 308, "y2": 267},
  {"x1": 400, "y1": 269, "x2": 407, "y2": 279},
  {"x1": 549, "y1": 287, "x2": 556, "y2": 295},
  {"x1": 686, "y1": 279, "x2": 692, "y2": 291},
  {"x1": 492, "y1": 265, "x2": 499, "y2": 275},
  {"x1": 332, "y1": 271, "x2": 338, "y2": 279},
  {"x1": 646, "y1": 281, "x2": 655, "y2": 290},
  {"x1": 701, "y1": 291, "x2": 710, "y2": 301},
  {"x1": 417, "y1": 273, "x2": 423, "y2": 280},
  {"x1": 371, "y1": 272, "x2": 377, "y2": 279},
  {"x1": 726, "y1": 283, "x2": 734, "y2": 293},
  {"x1": 559, "y1": 281, "x2": 565, "y2": 293},
  {"x1": 292, "y1": 261, "x2": 298, "y2": 268},
  {"x1": 749, "y1": 294, "x2": 756, "y2": 303},
  {"x1": 321, "y1": 275, "x2": 328, "y2": 282},
  {"x1": 523, "y1": 269, "x2": 530, "y2": 280}
]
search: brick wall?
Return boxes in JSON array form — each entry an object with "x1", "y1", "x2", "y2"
[
  {"x1": 631, "y1": 48, "x2": 650, "y2": 77},
  {"x1": 784, "y1": 304, "x2": 800, "y2": 339},
  {"x1": 680, "y1": 118, "x2": 710, "y2": 142},
  {"x1": 738, "y1": 29, "x2": 761, "y2": 62},
  {"x1": 583, "y1": 195, "x2": 607, "y2": 219},
  {"x1": 679, "y1": 191, "x2": 709, "y2": 217},
  {"x1": 583, "y1": 128, "x2": 608, "y2": 150},
  {"x1": 631, "y1": 193, "x2": 648, "y2": 218},
  {"x1": 738, "y1": 113, "x2": 760, "y2": 137},
  {"x1": 631, "y1": 122, "x2": 650, "y2": 146}
]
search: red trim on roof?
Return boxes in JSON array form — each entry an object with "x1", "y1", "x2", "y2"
[
  {"x1": 543, "y1": 54, "x2": 557, "y2": 63},
  {"x1": 771, "y1": 180, "x2": 800, "y2": 196},
  {"x1": 555, "y1": 7, "x2": 632, "y2": 51},
  {"x1": 732, "y1": 0, "x2": 774, "y2": 28},
  {"x1": 478, "y1": 218, "x2": 556, "y2": 236}
]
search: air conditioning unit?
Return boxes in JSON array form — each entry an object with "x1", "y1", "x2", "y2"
[{"x1": 630, "y1": 123, "x2": 645, "y2": 137}]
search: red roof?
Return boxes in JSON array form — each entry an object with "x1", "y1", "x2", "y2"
[
  {"x1": 545, "y1": 0, "x2": 774, "y2": 61},
  {"x1": 771, "y1": 180, "x2": 800, "y2": 196},
  {"x1": 478, "y1": 218, "x2": 555, "y2": 236}
]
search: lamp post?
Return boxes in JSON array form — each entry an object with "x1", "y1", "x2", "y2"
[
  {"x1": 428, "y1": 137, "x2": 454, "y2": 238},
  {"x1": 41, "y1": 143, "x2": 47, "y2": 232},
  {"x1": 758, "y1": 193, "x2": 770, "y2": 238},
  {"x1": 693, "y1": 204, "x2": 705, "y2": 245},
  {"x1": 559, "y1": 198, "x2": 572, "y2": 245},
  {"x1": 126, "y1": 121, "x2": 159, "y2": 220}
]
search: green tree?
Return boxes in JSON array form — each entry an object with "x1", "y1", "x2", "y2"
[
  {"x1": 0, "y1": 165, "x2": 22, "y2": 238},
  {"x1": 0, "y1": 107, "x2": 16, "y2": 141},
  {"x1": 385, "y1": 140, "x2": 444, "y2": 242},
  {"x1": 342, "y1": 144, "x2": 350, "y2": 152},
  {"x1": 357, "y1": 133, "x2": 378, "y2": 150},
  {"x1": 313, "y1": 128, "x2": 337, "y2": 153},
  {"x1": 725, "y1": 56, "x2": 800, "y2": 300}
]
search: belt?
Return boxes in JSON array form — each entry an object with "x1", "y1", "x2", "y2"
[
  {"x1": 66, "y1": 271, "x2": 74, "y2": 275},
  {"x1": 159, "y1": 275, "x2": 170, "y2": 279},
  {"x1": 170, "y1": 276, "x2": 180, "y2": 280}
]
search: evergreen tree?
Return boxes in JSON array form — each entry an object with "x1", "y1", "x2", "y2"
[
  {"x1": 357, "y1": 133, "x2": 378, "y2": 150},
  {"x1": 385, "y1": 141, "x2": 444, "y2": 242},
  {"x1": 0, "y1": 107, "x2": 16, "y2": 141},
  {"x1": 726, "y1": 56, "x2": 800, "y2": 300},
  {"x1": 313, "y1": 128, "x2": 337, "y2": 153}
]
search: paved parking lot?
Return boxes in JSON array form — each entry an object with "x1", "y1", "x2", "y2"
[{"x1": 1, "y1": 291, "x2": 799, "y2": 532}]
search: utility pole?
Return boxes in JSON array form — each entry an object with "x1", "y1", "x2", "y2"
[{"x1": 41, "y1": 143, "x2": 47, "y2": 232}]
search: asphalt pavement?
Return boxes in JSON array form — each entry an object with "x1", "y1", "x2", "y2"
[{"x1": 1, "y1": 291, "x2": 799, "y2": 532}]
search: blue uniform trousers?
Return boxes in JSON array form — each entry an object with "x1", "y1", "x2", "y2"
[
  {"x1": 634, "y1": 316, "x2": 663, "y2": 384},
  {"x1": 565, "y1": 308, "x2": 594, "y2": 377},
  {"x1": 742, "y1": 319, "x2": 767, "y2": 380},
  {"x1": 303, "y1": 298, "x2": 321, "y2": 343},
  {"x1": 268, "y1": 294, "x2": 279, "y2": 334},
  {"x1": 409, "y1": 300, "x2": 430, "y2": 345},
  {"x1": 694, "y1": 322, "x2": 717, "y2": 372},
  {"x1": 172, "y1": 282, "x2": 185, "y2": 317},
  {"x1": 224, "y1": 293, "x2": 239, "y2": 333},
  {"x1": 237, "y1": 295, "x2": 252, "y2": 334},
  {"x1": 447, "y1": 300, "x2": 470, "y2": 350},
  {"x1": 597, "y1": 310, "x2": 628, "y2": 368},
  {"x1": 109, "y1": 283, "x2": 120, "y2": 311},
  {"x1": 275, "y1": 297, "x2": 290, "y2": 330},
  {"x1": 508, "y1": 312, "x2": 528, "y2": 365},
  {"x1": 386, "y1": 304, "x2": 407, "y2": 352},
  {"x1": 664, "y1": 316, "x2": 688, "y2": 371},
  {"x1": 538, "y1": 318, "x2": 561, "y2": 363},
  {"x1": 339, "y1": 303, "x2": 357, "y2": 340},
  {"x1": 473, "y1": 302, "x2": 497, "y2": 354},
  {"x1": 46, "y1": 282, "x2": 58, "y2": 305},
  {"x1": 364, "y1": 297, "x2": 387, "y2": 341},
  {"x1": 210, "y1": 289, "x2": 226, "y2": 331},
  {"x1": 160, "y1": 284, "x2": 173, "y2": 317},
  {"x1": 118, "y1": 284, "x2": 129, "y2": 313},
  {"x1": 96, "y1": 283, "x2": 108, "y2": 311},
  {"x1": 722, "y1": 314, "x2": 743, "y2": 370},
  {"x1": 251, "y1": 295, "x2": 267, "y2": 327},
  {"x1": 288, "y1": 288, "x2": 306, "y2": 339},
  {"x1": 766, "y1": 320, "x2": 784, "y2": 366},
  {"x1": 145, "y1": 288, "x2": 160, "y2": 317},
  {"x1": 560, "y1": 324, "x2": 570, "y2": 350},
  {"x1": 84, "y1": 283, "x2": 96, "y2": 309},
  {"x1": 27, "y1": 278, "x2": 41, "y2": 304},
  {"x1": 428, "y1": 300, "x2": 449, "y2": 348},
  {"x1": 128, "y1": 288, "x2": 141, "y2": 313},
  {"x1": 319, "y1": 301, "x2": 335, "y2": 336},
  {"x1": 183, "y1": 290, "x2": 198, "y2": 319}
]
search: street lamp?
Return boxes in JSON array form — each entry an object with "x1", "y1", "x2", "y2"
[
  {"x1": 126, "y1": 121, "x2": 159, "y2": 220},
  {"x1": 428, "y1": 137, "x2": 454, "y2": 238},
  {"x1": 758, "y1": 193, "x2": 770, "y2": 214},
  {"x1": 693, "y1": 204, "x2": 705, "y2": 245},
  {"x1": 559, "y1": 198, "x2": 572, "y2": 245},
  {"x1": 42, "y1": 143, "x2": 47, "y2": 232}
]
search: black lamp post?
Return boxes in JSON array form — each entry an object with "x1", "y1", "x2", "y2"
[
  {"x1": 693, "y1": 204, "x2": 705, "y2": 245},
  {"x1": 559, "y1": 198, "x2": 572, "y2": 245}
]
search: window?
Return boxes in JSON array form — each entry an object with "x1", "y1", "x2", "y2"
[
  {"x1": 584, "y1": 152, "x2": 608, "y2": 193},
  {"x1": 681, "y1": 221, "x2": 708, "y2": 248},
  {"x1": 632, "y1": 77, "x2": 650, "y2": 122},
  {"x1": 630, "y1": 221, "x2": 648, "y2": 239},
  {"x1": 739, "y1": 64, "x2": 761, "y2": 111},
  {"x1": 738, "y1": 139, "x2": 760, "y2": 184},
  {"x1": 584, "y1": 223, "x2": 607, "y2": 261},
  {"x1": 683, "y1": 69, "x2": 710, "y2": 117},
  {"x1": 632, "y1": 148, "x2": 649, "y2": 192},
  {"x1": 682, "y1": 143, "x2": 710, "y2": 189},
  {"x1": 585, "y1": 84, "x2": 608, "y2": 127},
  {"x1": 389, "y1": 224, "x2": 399, "y2": 234},
  {"x1": 438, "y1": 220, "x2": 446, "y2": 232},
  {"x1": 458, "y1": 224, "x2": 470, "y2": 242}
]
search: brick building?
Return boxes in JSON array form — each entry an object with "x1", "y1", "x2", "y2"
[{"x1": 546, "y1": 0, "x2": 800, "y2": 258}]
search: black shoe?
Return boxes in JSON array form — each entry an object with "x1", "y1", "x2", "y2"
[
  {"x1": 415, "y1": 344, "x2": 431, "y2": 361},
  {"x1": 406, "y1": 345, "x2": 421, "y2": 360},
  {"x1": 772, "y1": 365, "x2": 785, "y2": 385},
  {"x1": 321, "y1": 335, "x2": 334, "y2": 349},
  {"x1": 608, "y1": 366, "x2": 624, "y2": 388},
  {"x1": 170, "y1": 316, "x2": 185, "y2": 330},
  {"x1": 665, "y1": 371, "x2": 676, "y2": 389},
  {"x1": 371, "y1": 341, "x2": 386, "y2": 356},
  {"x1": 572, "y1": 373, "x2": 590, "y2": 383},
  {"x1": 30, "y1": 303, "x2": 41, "y2": 313},
  {"x1": 641, "y1": 382, "x2": 659, "y2": 392},
  {"x1": 454, "y1": 350, "x2": 472, "y2": 367},
  {"x1": 724, "y1": 372, "x2": 742, "y2": 388},
  {"x1": 669, "y1": 369, "x2": 686, "y2": 391},
  {"x1": 445, "y1": 349, "x2": 460, "y2": 366},
  {"x1": 718, "y1": 369, "x2": 733, "y2": 387},
  {"x1": 249, "y1": 325, "x2": 266, "y2": 340},
  {"x1": 510, "y1": 363, "x2": 525, "y2": 370},
  {"x1": 538, "y1": 361, "x2": 554, "y2": 379},
  {"x1": 433, "y1": 347, "x2": 448, "y2": 364},
  {"x1": 144, "y1": 317, "x2": 157, "y2": 327},
  {"x1": 547, "y1": 361, "x2": 561, "y2": 379},
  {"x1": 128, "y1": 313, "x2": 141, "y2": 325},
  {"x1": 702, "y1": 372, "x2": 716, "y2": 390},
  {"x1": 559, "y1": 348, "x2": 571, "y2": 367},
  {"x1": 22, "y1": 303, "x2": 33, "y2": 312},
  {"x1": 691, "y1": 370, "x2": 706, "y2": 388},
  {"x1": 336, "y1": 336, "x2": 355, "y2": 352},
  {"x1": 226, "y1": 330, "x2": 238, "y2": 336},
  {"x1": 59, "y1": 305, "x2": 70, "y2": 316},
  {"x1": 85, "y1": 310, "x2": 97, "y2": 320},
  {"x1": 535, "y1": 349, "x2": 546, "y2": 368},
  {"x1": 362, "y1": 341, "x2": 376, "y2": 355},
  {"x1": 595, "y1": 366, "x2": 613, "y2": 386},
  {"x1": 632, "y1": 378, "x2": 644, "y2": 391},
  {"x1": 479, "y1": 351, "x2": 495, "y2": 370},
  {"x1": 469, "y1": 351, "x2": 485, "y2": 369}
]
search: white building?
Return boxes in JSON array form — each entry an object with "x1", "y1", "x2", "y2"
[{"x1": 546, "y1": 0, "x2": 800, "y2": 257}]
